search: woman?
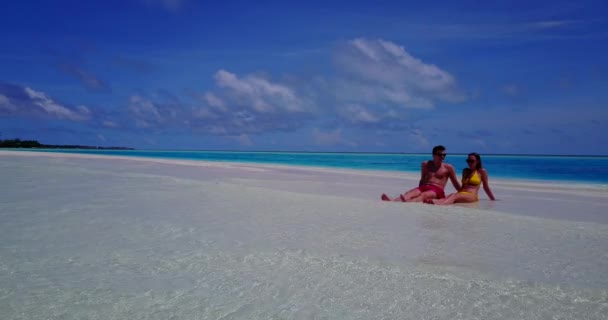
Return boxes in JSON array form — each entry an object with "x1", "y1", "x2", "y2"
[{"x1": 425, "y1": 152, "x2": 495, "y2": 205}]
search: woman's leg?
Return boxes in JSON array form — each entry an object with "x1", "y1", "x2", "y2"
[
  {"x1": 427, "y1": 193, "x2": 477, "y2": 205},
  {"x1": 426, "y1": 193, "x2": 455, "y2": 205}
]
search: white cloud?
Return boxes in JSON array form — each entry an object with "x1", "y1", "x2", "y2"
[
  {"x1": 77, "y1": 105, "x2": 91, "y2": 115},
  {"x1": 376, "y1": 39, "x2": 456, "y2": 92},
  {"x1": 98, "y1": 39, "x2": 464, "y2": 138},
  {"x1": 128, "y1": 95, "x2": 166, "y2": 127},
  {"x1": 0, "y1": 83, "x2": 96, "y2": 122},
  {"x1": 203, "y1": 92, "x2": 226, "y2": 111},
  {"x1": 214, "y1": 69, "x2": 303, "y2": 113},
  {"x1": 182, "y1": 69, "x2": 314, "y2": 136},
  {"x1": 0, "y1": 94, "x2": 16, "y2": 111},
  {"x1": 23, "y1": 87, "x2": 89, "y2": 121},
  {"x1": 97, "y1": 134, "x2": 106, "y2": 141},
  {"x1": 338, "y1": 104, "x2": 380, "y2": 124},
  {"x1": 232, "y1": 110, "x2": 255, "y2": 125},
  {"x1": 334, "y1": 81, "x2": 433, "y2": 109},
  {"x1": 334, "y1": 38, "x2": 466, "y2": 110},
  {"x1": 129, "y1": 95, "x2": 162, "y2": 120},
  {"x1": 29, "y1": 38, "x2": 465, "y2": 139}
]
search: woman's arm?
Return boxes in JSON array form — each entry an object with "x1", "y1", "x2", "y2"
[
  {"x1": 458, "y1": 168, "x2": 469, "y2": 190},
  {"x1": 480, "y1": 169, "x2": 496, "y2": 200}
]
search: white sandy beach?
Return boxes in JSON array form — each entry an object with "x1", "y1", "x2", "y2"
[{"x1": 1, "y1": 150, "x2": 607, "y2": 319}]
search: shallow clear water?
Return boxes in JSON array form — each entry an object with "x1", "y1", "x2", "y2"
[
  {"x1": 14, "y1": 148, "x2": 608, "y2": 185},
  {"x1": 1, "y1": 156, "x2": 607, "y2": 319}
]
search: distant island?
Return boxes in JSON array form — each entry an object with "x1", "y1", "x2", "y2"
[{"x1": 0, "y1": 139, "x2": 134, "y2": 150}]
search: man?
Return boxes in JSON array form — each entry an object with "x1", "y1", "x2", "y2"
[{"x1": 381, "y1": 145, "x2": 461, "y2": 202}]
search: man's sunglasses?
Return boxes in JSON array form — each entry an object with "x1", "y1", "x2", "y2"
[{"x1": 434, "y1": 153, "x2": 447, "y2": 157}]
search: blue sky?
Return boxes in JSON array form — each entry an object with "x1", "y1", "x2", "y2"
[{"x1": 1, "y1": 0, "x2": 607, "y2": 155}]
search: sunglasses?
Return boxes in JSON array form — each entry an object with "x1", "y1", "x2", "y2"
[
  {"x1": 466, "y1": 159, "x2": 475, "y2": 163},
  {"x1": 434, "y1": 153, "x2": 447, "y2": 157}
]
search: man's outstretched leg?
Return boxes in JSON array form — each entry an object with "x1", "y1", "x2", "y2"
[
  {"x1": 398, "y1": 187, "x2": 423, "y2": 202},
  {"x1": 407, "y1": 190, "x2": 439, "y2": 202},
  {"x1": 381, "y1": 187, "x2": 421, "y2": 202}
]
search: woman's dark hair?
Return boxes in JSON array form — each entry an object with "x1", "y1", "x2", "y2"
[{"x1": 468, "y1": 152, "x2": 482, "y2": 170}]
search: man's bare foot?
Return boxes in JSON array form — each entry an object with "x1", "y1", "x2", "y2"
[
  {"x1": 400, "y1": 194, "x2": 407, "y2": 202},
  {"x1": 381, "y1": 194, "x2": 391, "y2": 201}
]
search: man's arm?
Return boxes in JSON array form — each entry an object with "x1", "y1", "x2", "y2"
[
  {"x1": 419, "y1": 161, "x2": 428, "y2": 186},
  {"x1": 448, "y1": 165, "x2": 461, "y2": 191}
]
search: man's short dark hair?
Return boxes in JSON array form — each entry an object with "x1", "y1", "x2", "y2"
[{"x1": 432, "y1": 145, "x2": 445, "y2": 154}]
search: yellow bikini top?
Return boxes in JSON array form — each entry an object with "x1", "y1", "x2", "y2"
[{"x1": 462, "y1": 170, "x2": 481, "y2": 187}]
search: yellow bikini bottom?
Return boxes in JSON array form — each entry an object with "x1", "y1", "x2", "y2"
[{"x1": 457, "y1": 191, "x2": 478, "y2": 202}]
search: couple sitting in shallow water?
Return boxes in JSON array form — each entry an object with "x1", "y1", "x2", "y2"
[{"x1": 381, "y1": 145, "x2": 495, "y2": 205}]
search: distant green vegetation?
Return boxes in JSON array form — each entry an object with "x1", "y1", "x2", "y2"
[
  {"x1": 0, "y1": 139, "x2": 42, "y2": 148},
  {"x1": 0, "y1": 138, "x2": 133, "y2": 150}
]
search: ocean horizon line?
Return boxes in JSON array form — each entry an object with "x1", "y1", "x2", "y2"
[
  {"x1": 12, "y1": 147, "x2": 608, "y2": 158},
  {"x1": 3, "y1": 148, "x2": 608, "y2": 185}
]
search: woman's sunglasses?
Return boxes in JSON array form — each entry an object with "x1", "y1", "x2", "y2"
[{"x1": 466, "y1": 159, "x2": 475, "y2": 163}]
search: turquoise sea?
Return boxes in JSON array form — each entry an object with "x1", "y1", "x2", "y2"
[{"x1": 13, "y1": 149, "x2": 608, "y2": 185}]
